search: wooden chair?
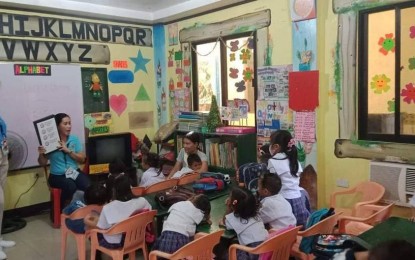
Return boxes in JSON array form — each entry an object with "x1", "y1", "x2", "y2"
[
  {"x1": 330, "y1": 181, "x2": 385, "y2": 216},
  {"x1": 177, "y1": 172, "x2": 200, "y2": 186},
  {"x1": 143, "y1": 178, "x2": 178, "y2": 194},
  {"x1": 61, "y1": 204, "x2": 103, "y2": 260},
  {"x1": 291, "y1": 212, "x2": 343, "y2": 260},
  {"x1": 229, "y1": 226, "x2": 301, "y2": 260},
  {"x1": 131, "y1": 186, "x2": 145, "y2": 196},
  {"x1": 149, "y1": 230, "x2": 224, "y2": 259},
  {"x1": 338, "y1": 203, "x2": 394, "y2": 235},
  {"x1": 89, "y1": 210, "x2": 157, "y2": 260}
]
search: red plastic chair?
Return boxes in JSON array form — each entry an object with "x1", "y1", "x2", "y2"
[{"x1": 44, "y1": 166, "x2": 62, "y2": 228}]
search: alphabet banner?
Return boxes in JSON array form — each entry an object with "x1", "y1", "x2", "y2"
[{"x1": 0, "y1": 39, "x2": 110, "y2": 64}]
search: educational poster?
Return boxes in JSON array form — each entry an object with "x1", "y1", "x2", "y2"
[
  {"x1": 153, "y1": 24, "x2": 168, "y2": 126},
  {"x1": 256, "y1": 100, "x2": 293, "y2": 137},
  {"x1": 294, "y1": 111, "x2": 316, "y2": 142},
  {"x1": 257, "y1": 65, "x2": 292, "y2": 100},
  {"x1": 170, "y1": 88, "x2": 191, "y2": 120},
  {"x1": 292, "y1": 19, "x2": 317, "y2": 72},
  {"x1": 81, "y1": 68, "x2": 109, "y2": 114},
  {"x1": 84, "y1": 112, "x2": 113, "y2": 136}
]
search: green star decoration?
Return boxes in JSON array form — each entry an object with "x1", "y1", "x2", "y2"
[{"x1": 130, "y1": 50, "x2": 150, "y2": 73}]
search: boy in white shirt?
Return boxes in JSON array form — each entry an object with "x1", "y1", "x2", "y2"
[{"x1": 258, "y1": 172, "x2": 297, "y2": 231}]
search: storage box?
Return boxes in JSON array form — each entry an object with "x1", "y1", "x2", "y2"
[{"x1": 215, "y1": 126, "x2": 256, "y2": 134}]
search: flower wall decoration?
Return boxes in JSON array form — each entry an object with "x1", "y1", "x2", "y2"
[
  {"x1": 370, "y1": 74, "x2": 391, "y2": 94},
  {"x1": 387, "y1": 98, "x2": 395, "y2": 112},
  {"x1": 401, "y1": 83, "x2": 415, "y2": 104},
  {"x1": 243, "y1": 67, "x2": 254, "y2": 82},
  {"x1": 240, "y1": 49, "x2": 251, "y2": 64},
  {"x1": 378, "y1": 33, "x2": 395, "y2": 55}
]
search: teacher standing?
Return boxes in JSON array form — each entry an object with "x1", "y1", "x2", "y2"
[
  {"x1": 168, "y1": 131, "x2": 208, "y2": 178},
  {"x1": 37, "y1": 113, "x2": 90, "y2": 208},
  {"x1": 0, "y1": 115, "x2": 15, "y2": 260}
]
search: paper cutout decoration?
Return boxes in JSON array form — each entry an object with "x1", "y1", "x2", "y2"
[
  {"x1": 129, "y1": 50, "x2": 151, "y2": 73},
  {"x1": 401, "y1": 82, "x2": 415, "y2": 104},
  {"x1": 108, "y1": 70, "x2": 134, "y2": 83},
  {"x1": 294, "y1": 111, "x2": 316, "y2": 143},
  {"x1": 409, "y1": 57, "x2": 415, "y2": 70},
  {"x1": 175, "y1": 51, "x2": 183, "y2": 61},
  {"x1": 168, "y1": 49, "x2": 174, "y2": 67},
  {"x1": 387, "y1": 98, "x2": 395, "y2": 112},
  {"x1": 243, "y1": 67, "x2": 254, "y2": 82},
  {"x1": 177, "y1": 81, "x2": 183, "y2": 88},
  {"x1": 410, "y1": 26, "x2": 415, "y2": 38},
  {"x1": 230, "y1": 53, "x2": 236, "y2": 61},
  {"x1": 289, "y1": 70, "x2": 319, "y2": 111},
  {"x1": 135, "y1": 84, "x2": 150, "y2": 101},
  {"x1": 84, "y1": 114, "x2": 96, "y2": 130},
  {"x1": 378, "y1": 33, "x2": 395, "y2": 55},
  {"x1": 247, "y1": 38, "x2": 254, "y2": 49},
  {"x1": 112, "y1": 60, "x2": 128, "y2": 68},
  {"x1": 229, "y1": 68, "x2": 239, "y2": 79},
  {"x1": 235, "y1": 80, "x2": 246, "y2": 92},
  {"x1": 290, "y1": 0, "x2": 316, "y2": 22},
  {"x1": 230, "y1": 40, "x2": 239, "y2": 52},
  {"x1": 240, "y1": 49, "x2": 251, "y2": 64},
  {"x1": 110, "y1": 94, "x2": 127, "y2": 116},
  {"x1": 370, "y1": 74, "x2": 391, "y2": 94},
  {"x1": 169, "y1": 78, "x2": 175, "y2": 90}
]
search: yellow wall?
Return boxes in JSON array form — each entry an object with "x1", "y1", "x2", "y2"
[
  {"x1": 5, "y1": 0, "x2": 373, "y2": 210},
  {"x1": 3, "y1": 9, "x2": 156, "y2": 210}
]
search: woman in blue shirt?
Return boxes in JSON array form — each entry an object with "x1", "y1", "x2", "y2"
[{"x1": 37, "y1": 113, "x2": 90, "y2": 208}]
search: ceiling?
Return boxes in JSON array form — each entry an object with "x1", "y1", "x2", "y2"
[{"x1": 0, "y1": 0, "x2": 255, "y2": 24}]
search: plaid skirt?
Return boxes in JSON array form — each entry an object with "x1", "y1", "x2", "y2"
[
  {"x1": 152, "y1": 231, "x2": 191, "y2": 254},
  {"x1": 286, "y1": 193, "x2": 311, "y2": 227},
  {"x1": 236, "y1": 241, "x2": 262, "y2": 260},
  {"x1": 97, "y1": 233, "x2": 125, "y2": 249}
]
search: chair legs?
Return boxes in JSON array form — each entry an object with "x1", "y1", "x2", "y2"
[
  {"x1": 60, "y1": 228, "x2": 67, "y2": 260},
  {"x1": 75, "y1": 236, "x2": 87, "y2": 260},
  {"x1": 51, "y1": 188, "x2": 62, "y2": 228}
]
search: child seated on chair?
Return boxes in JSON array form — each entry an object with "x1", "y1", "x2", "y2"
[
  {"x1": 62, "y1": 182, "x2": 109, "y2": 234},
  {"x1": 152, "y1": 194, "x2": 211, "y2": 254},
  {"x1": 171, "y1": 153, "x2": 202, "y2": 179},
  {"x1": 258, "y1": 172, "x2": 297, "y2": 231},
  {"x1": 139, "y1": 152, "x2": 166, "y2": 187},
  {"x1": 85, "y1": 174, "x2": 152, "y2": 248},
  {"x1": 214, "y1": 186, "x2": 268, "y2": 260}
]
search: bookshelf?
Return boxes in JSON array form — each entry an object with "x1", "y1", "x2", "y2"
[{"x1": 174, "y1": 130, "x2": 257, "y2": 175}]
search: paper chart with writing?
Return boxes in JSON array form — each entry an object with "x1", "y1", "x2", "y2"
[
  {"x1": 256, "y1": 100, "x2": 293, "y2": 137},
  {"x1": 33, "y1": 115, "x2": 60, "y2": 154},
  {"x1": 170, "y1": 88, "x2": 191, "y2": 119},
  {"x1": 258, "y1": 65, "x2": 292, "y2": 100},
  {"x1": 294, "y1": 111, "x2": 316, "y2": 142}
]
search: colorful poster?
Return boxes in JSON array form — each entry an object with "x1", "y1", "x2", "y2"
[
  {"x1": 168, "y1": 23, "x2": 178, "y2": 46},
  {"x1": 292, "y1": 19, "x2": 317, "y2": 72},
  {"x1": 258, "y1": 65, "x2": 292, "y2": 100},
  {"x1": 256, "y1": 100, "x2": 293, "y2": 137},
  {"x1": 170, "y1": 88, "x2": 191, "y2": 120},
  {"x1": 153, "y1": 24, "x2": 168, "y2": 126}
]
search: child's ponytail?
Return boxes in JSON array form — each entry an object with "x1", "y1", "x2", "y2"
[
  {"x1": 144, "y1": 152, "x2": 164, "y2": 176},
  {"x1": 270, "y1": 130, "x2": 299, "y2": 177}
]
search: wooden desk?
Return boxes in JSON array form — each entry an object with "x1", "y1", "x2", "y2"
[{"x1": 358, "y1": 217, "x2": 415, "y2": 248}]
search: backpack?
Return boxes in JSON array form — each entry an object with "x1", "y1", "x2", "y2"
[
  {"x1": 299, "y1": 208, "x2": 335, "y2": 254},
  {"x1": 192, "y1": 177, "x2": 225, "y2": 193},
  {"x1": 155, "y1": 186, "x2": 195, "y2": 208},
  {"x1": 236, "y1": 163, "x2": 268, "y2": 192},
  {"x1": 200, "y1": 172, "x2": 231, "y2": 185},
  {"x1": 311, "y1": 234, "x2": 370, "y2": 259}
]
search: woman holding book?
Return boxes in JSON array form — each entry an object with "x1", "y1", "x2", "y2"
[
  {"x1": 37, "y1": 113, "x2": 90, "y2": 208},
  {"x1": 168, "y1": 131, "x2": 208, "y2": 178}
]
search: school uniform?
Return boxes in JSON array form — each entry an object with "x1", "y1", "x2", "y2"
[
  {"x1": 225, "y1": 213, "x2": 268, "y2": 260},
  {"x1": 96, "y1": 197, "x2": 152, "y2": 245},
  {"x1": 153, "y1": 200, "x2": 205, "y2": 254},
  {"x1": 171, "y1": 166, "x2": 193, "y2": 179},
  {"x1": 139, "y1": 167, "x2": 165, "y2": 187},
  {"x1": 259, "y1": 194, "x2": 297, "y2": 231},
  {"x1": 267, "y1": 153, "x2": 310, "y2": 227}
]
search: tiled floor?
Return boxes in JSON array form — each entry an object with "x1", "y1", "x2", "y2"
[{"x1": 3, "y1": 212, "x2": 145, "y2": 260}]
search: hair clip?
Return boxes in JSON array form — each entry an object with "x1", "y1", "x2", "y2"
[
  {"x1": 186, "y1": 131, "x2": 194, "y2": 136},
  {"x1": 287, "y1": 138, "x2": 295, "y2": 148},
  {"x1": 232, "y1": 200, "x2": 238, "y2": 206}
]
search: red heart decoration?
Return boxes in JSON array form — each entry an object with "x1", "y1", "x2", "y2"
[{"x1": 109, "y1": 94, "x2": 127, "y2": 116}]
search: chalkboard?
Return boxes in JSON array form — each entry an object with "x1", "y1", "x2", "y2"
[{"x1": 0, "y1": 64, "x2": 85, "y2": 170}]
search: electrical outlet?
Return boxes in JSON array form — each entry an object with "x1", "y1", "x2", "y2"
[{"x1": 336, "y1": 178, "x2": 349, "y2": 188}]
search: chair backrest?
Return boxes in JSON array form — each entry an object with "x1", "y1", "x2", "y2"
[
  {"x1": 249, "y1": 226, "x2": 301, "y2": 260},
  {"x1": 131, "y1": 186, "x2": 145, "y2": 196},
  {"x1": 167, "y1": 230, "x2": 224, "y2": 259},
  {"x1": 144, "y1": 179, "x2": 178, "y2": 194},
  {"x1": 177, "y1": 172, "x2": 200, "y2": 186},
  {"x1": 68, "y1": 204, "x2": 103, "y2": 219},
  {"x1": 359, "y1": 203, "x2": 394, "y2": 225},
  {"x1": 104, "y1": 210, "x2": 157, "y2": 252},
  {"x1": 355, "y1": 181, "x2": 385, "y2": 203}
]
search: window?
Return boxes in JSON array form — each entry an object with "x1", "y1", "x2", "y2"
[
  {"x1": 358, "y1": 2, "x2": 415, "y2": 143},
  {"x1": 192, "y1": 32, "x2": 256, "y2": 126}
]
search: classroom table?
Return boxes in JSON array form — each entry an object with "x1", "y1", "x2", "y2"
[{"x1": 358, "y1": 216, "x2": 415, "y2": 248}]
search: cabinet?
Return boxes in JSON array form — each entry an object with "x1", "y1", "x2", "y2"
[{"x1": 174, "y1": 130, "x2": 257, "y2": 175}]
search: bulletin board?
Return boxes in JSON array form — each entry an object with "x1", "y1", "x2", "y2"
[{"x1": 0, "y1": 64, "x2": 85, "y2": 170}]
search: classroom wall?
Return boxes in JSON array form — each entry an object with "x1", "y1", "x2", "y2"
[
  {"x1": 3, "y1": 9, "x2": 156, "y2": 210},
  {"x1": 165, "y1": 0, "x2": 371, "y2": 207}
]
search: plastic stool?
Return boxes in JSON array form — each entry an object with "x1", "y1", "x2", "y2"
[{"x1": 50, "y1": 188, "x2": 61, "y2": 228}]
